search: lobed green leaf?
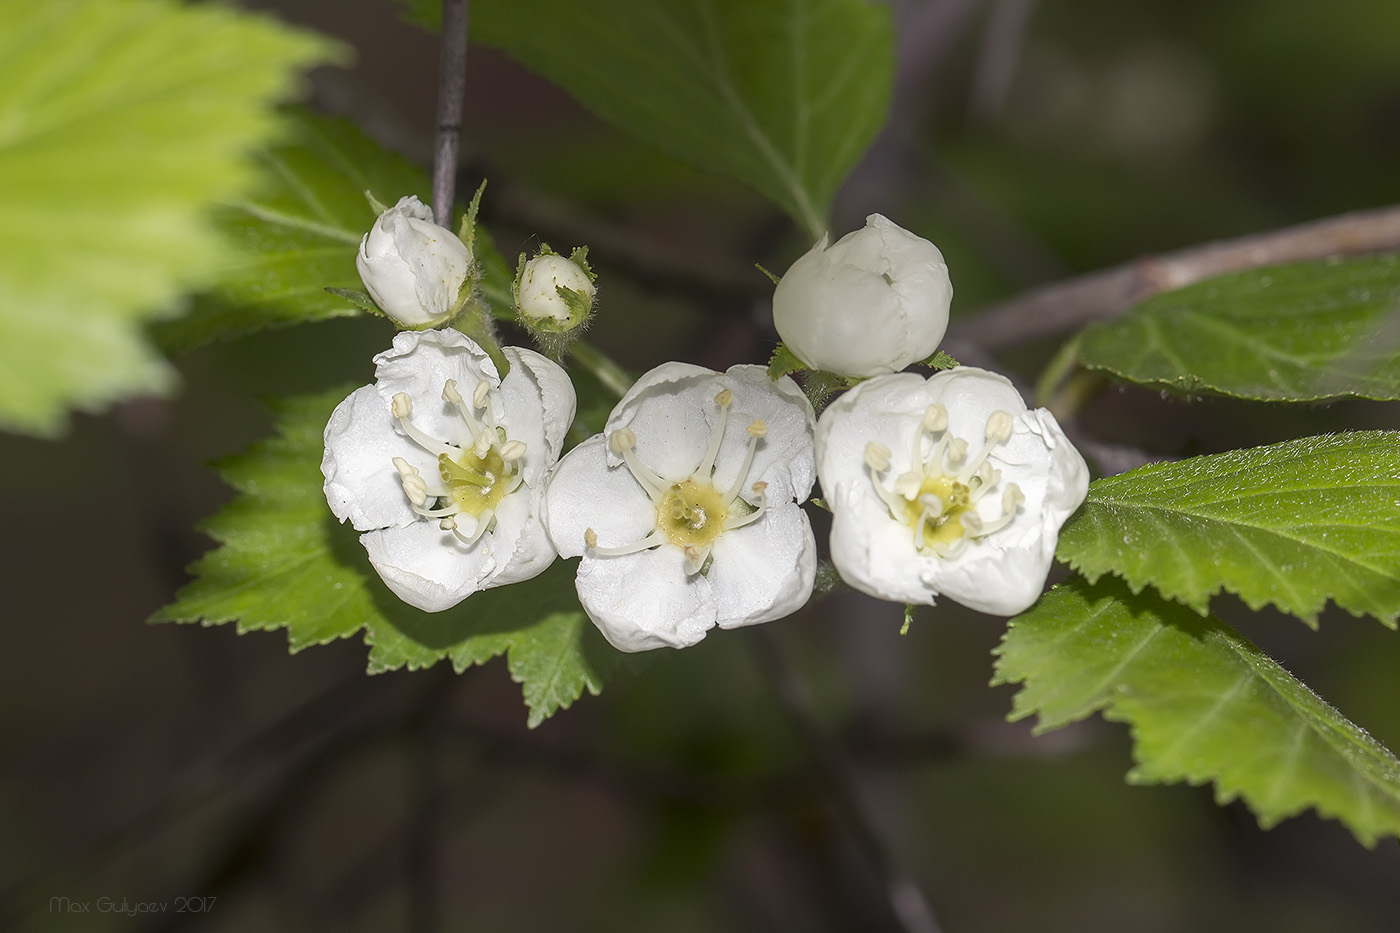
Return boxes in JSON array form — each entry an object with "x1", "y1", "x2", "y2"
[
  {"x1": 1057, "y1": 431, "x2": 1400, "y2": 627},
  {"x1": 0, "y1": 0, "x2": 342, "y2": 435},
  {"x1": 1079, "y1": 252, "x2": 1400, "y2": 402},
  {"x1": 470, "y1": 0, "x2": 894, "y2": 238},
  {"x1": 151, "y1": 389, "x2": 617, "y2": 727},
  {"x1": 993, "y1": 577, "x2": 1400, "y2": 845}
]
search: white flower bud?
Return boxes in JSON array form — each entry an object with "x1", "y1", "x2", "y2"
[
  {"x1": 356, "y1": 195, "x2": 472, "y2": 328},
  {"x1": 772, "y1": 213, "x2": 952, "y2": 377},
  {"x1": 516, "y1": 253, "x2": 595, "y2": 329}
]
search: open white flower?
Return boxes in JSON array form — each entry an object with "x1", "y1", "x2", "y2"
[
  {"x1": 772, "y1": 213, "x2": 952, "y2": 377},
  {"x1": 322, "y1": 329, "x2": 576, "y2": 611},
  {"x1": 816, "y1": 367, "x2": 1088, "y2": 616},
  {"x1": 543, "y1": 363, "x2": 817, "y2": 652},
  {"x1": 357, "y1": 195, "x2": 472, "y2": 328}
]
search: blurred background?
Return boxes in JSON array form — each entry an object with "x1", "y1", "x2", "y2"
[{"x1": 3, "y1": 0, "x2": 1399, "y2": 929}]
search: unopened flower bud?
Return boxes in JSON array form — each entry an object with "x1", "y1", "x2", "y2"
[
  {"x1": 772, "y1": 214, "x2": 952, "y2": 377},
  {"x1": 515, "y1": 249, "x2": 596, "y2": 333},
  {"x1": 357, "y1": 195, "x2": 472, "y2": 328}
]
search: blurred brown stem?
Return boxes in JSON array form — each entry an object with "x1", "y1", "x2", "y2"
[
  {"x1": 952, "y1": 203, "x2": 1400, "y2": 351},
  {"x1": 432, "y1": 0, "x2": 469, "y2": 226}
]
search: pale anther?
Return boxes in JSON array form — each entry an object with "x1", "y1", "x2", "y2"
[
  {"x1": 864, "y1": 441, "x2": 892, "y2": 472},
  {"x1": 1003, "y1": 484, "x2": 1025, "y2": 511},
  {"x1": 585, "y1": 527, "x2": 598, "y2": 549},
  {"x1": 440, "y1": 516, "x2": 457, "y2": 531},
  {"x1": 609, "y1": 427, "x2": 637, "y2": 454},
  {"x1": 747, "y1": 419, "x2": 767, "y2": 438},
  {"x1": 985, "y1": 410, "x2": 1014, "y2": 444},
  {"x1": 391, "y1": 392, "x2": 412, "y2": 419},
  {"x1": 474, "y1": 432, "x2": 493, "y2": 458},
  {"x1": 752, "y1": 480, "x2": 768, "y2": 495},
  {"x1": 946, "y1": 438, "x2": 968, "y2": 463},
  {"x1": 894, "y1": 471, "x2": 922, "y2": 500},
  {"x1": 715, "y1": 388, "x2": 733, "y2": 408},
  {"x1": 442, "y1": 379, "x2": 463, "y2": 404},
  {"x1": 473, "y1": 381, "x2": 491, "y2": 410},
  {"x1": 500, "y1": 440, "x2": 527, "y2": 462},
  {"x1": 922, "y1": 403, "x2": 948, "y2": 433}
]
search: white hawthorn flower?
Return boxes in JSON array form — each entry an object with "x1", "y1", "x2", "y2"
[
  {"x1": 516, "y1": 253, "x2": 595, "y2": 329},
  {"x1": 357, "y1": 195, "x2": 472, "y2": 328},
  {"x1": 322, "y1": 329, "x2": 576, "y2": 611},
  {"x1": 772, "y1": 213, "x2": 952, "y2": 377},
  {"x1": 816, "y1": 367, "x2": 1088, "y2": 616},
  {"x1": 543, "y1": 363, "x2": 817, "y2": 652}
]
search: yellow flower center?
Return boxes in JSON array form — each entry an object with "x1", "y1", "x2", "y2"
[
  {"x1": 865, "y1": 404, "x2": 1023, "y2": 559},
  {"x1": 584, "y1": 387, "x2": 769, "y2": 575}
]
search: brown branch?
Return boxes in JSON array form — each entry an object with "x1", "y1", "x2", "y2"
[
  {"x1": 951, "y1": 203, "x2": 1400, "y2": 352},
  {"x1": 431, "y1": 0, "x2": 469, "y2": 226}
]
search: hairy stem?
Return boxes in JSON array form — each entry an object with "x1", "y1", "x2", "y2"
[
  {"x1": 952, "y1": 203, "x2": 1400, "y2": 351},
  {"x1": 432, "y1": 0, "x2": 469, "y2": 227}
]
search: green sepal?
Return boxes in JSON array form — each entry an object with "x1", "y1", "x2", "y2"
[
  {"x1": 917, "y1": 349, "x2": 960, "y2": 371},
  {"x1": 768, "y1": 343, "x2": 807, "y2": 380},
  {"x1": 324, "y1": 287, "x2": 383, "y2": 314}
]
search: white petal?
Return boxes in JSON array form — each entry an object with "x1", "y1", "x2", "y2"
[
  {"x1": 575, "y1": 545, "x2": 716, "y2": 652},
  {"x1": 815, "y1": 371, "x2": 930, "y2": 493},
  {"x1": 709, "y1": 365, "x2": 816, "y2": 504},
  {"x1": 708, "y1": 503, "x2": 816, "y2": 629},
  {"x1": 500, "y1": 346, "x2": 577, "y2": 480},
  {"x1": 373, "y1": 330, "x2": 498, "y2": 444},
  {"x1": 481, "y1": 485, "x2": 556, "y2": 587},
  {"x1": 322, "y1": 384, "x2": 419, "y2": 531},
  {"x1": 360, "y1": 521, "x2": 497, "y2": 612},
  {"x1": 541, "y1": 434, "x2": 656, "y2": 559},
  {"x1": 604, "y1": 361, "x2": 719, "y2": 481},
  {"x1": 828, "y1": 481, "x2": 936, "y2": 605}
]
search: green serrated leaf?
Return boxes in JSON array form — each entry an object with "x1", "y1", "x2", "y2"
[
  {"x1": 1079, "y1": 252, "x2": 1400, "y2": 402},
  {"x1": 1057, "y1": 431, "x2": 1400, "y2": 627},
  {"x1": 993, "y1": 576, "x2": 1400, "y2": 845},
  {"x1": 151, "y1": 388, "x2": 616, "y2": 726},
  {"x1": 153, "y1": 109, "x2": 429, "y2": 351},
  {"x1": 918, "y1": 349, "x2": 960, "y2": 371},
  {"x1": 767, "y1": 342, "x2": 807, "y2": 380},
  {"x1": 0, "y1": 0, "x2": 341, "y2": 436},
  {"x1": 471, "y1": 0, "x2": 893, "y2": 238}
]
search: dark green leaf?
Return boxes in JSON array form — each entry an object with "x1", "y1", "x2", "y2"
[
  {"x1": 1079, "y1": 253, "x2": 1400, "y2": 401},
  {"x1": 993, "y1": 577, "x2": 1400, "y2": 845},
  {"x1": 471, "y1": 0, "x2": 894, "y2": 237},
  {"x1": 1058, "y1": 432, "x2": 1400, "y2": 626}
]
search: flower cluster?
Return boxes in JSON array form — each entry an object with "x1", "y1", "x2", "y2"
[{"x1": 324, "y1": 203, "x2": 1088, "y2": 652}]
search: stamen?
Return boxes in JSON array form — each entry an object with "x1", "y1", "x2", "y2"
[
  {"x1": 410, "y1": 501, "x2": 461, "y2": 519},
  {"x1": 724, "y1": 481, "x2": 769, "y2": 530},
  {"x1": 894, "y1": 472, "x2": 923, "y2": 500},
  {"x1": 473, "y1": 432, "x2": 493, "y2": 458},
  {"x1": 985, "y1": 410, "x2": 1014, "y2": 444},
  {"x1": 922, "y1": 403, "x2": 948, "y2": 434},
  {"x1": 442, "y1": 378, "x2": 484, "y2": 434},
  {"x1": 585, "y1": 527, "x2": 666, "y2": 557},
  {"x1": 610, "y1": 427, "x2": 666, "y2": 498},
  {"x1": 720, "y1": 419, "x2": 767, "y2": 505},
  {"x1": 473, "y1": 380, "x2": 498, "y2": 431},
  {"x1": 693, "y1": 389, "x2": 733, "y2": 479},
  {"x1": 446, "y1": 510, "x2": 493, "y2": 546},
  {"x1": 499, "y1": 440, "x2": 527, "y2": 462},
  {"x1": 391, "y1": 393, "x2": 455, "y2": 457},
  {"x1": 1003, "y1": 483, "x2": 1025, "y2": 512},
  {"x1": 393, "y1": 457, "x2": 429, "y2": 507},
  {"x1": 945, "y1": 437, "x2": 968, "y2": 465},
  {"x1": 682, "y1": 543, "x2": 710, "y2": 575},
  {"x1": 864, "y1": 441, "x2": 892, "y2": 472}
]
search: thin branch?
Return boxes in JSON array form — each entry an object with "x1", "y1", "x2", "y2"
[
  {"x1": 753, "y1": 631, "x2": 943, "y2": 933},
  {"x1": 432, "y1": 0, "x2": 469, "y2": 226},
  {"x1": 952, "y1": 203, "x2": 1400, "y2": 351}
]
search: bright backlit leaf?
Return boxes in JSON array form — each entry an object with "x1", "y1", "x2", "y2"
[
  {"x1": 993, "y1": 577, "x2": 1400, "y2": 845},
  {"x1": 0, "y1": 0, "x2": 341, "y2": 435},
  {"x1": 151, "y1": 389, "x2": 617, "y2": 727},
  {"x1": 1057, "y1": 432, "x2": 1400, "y2": 626},
  {"x1": 1079, "y1": 253, "x2": 1400, "y2": 402}
]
